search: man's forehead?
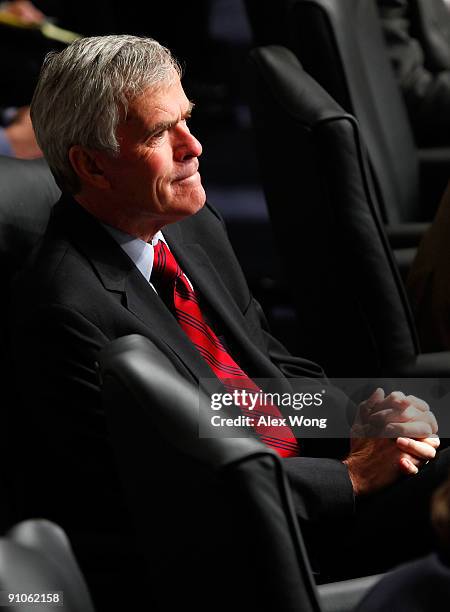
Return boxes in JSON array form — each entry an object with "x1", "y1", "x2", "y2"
[{"x1": 125, "y1": 81, "x2": 189, "y2": 122}]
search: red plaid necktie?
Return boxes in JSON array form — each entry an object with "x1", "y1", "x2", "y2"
[{"x1": 152, "y1": 240, "x2": 300, "y2": 458}]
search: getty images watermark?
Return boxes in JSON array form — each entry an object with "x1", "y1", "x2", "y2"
[
  {"x1": 210, "y1": 388, "x2": 327, "y2": 430},
  {"x1": 197, "y1": 378, "x2": 450, "y2": 439}
]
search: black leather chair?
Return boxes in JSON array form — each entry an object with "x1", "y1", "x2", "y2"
[
  {"x1": 286, "y1": 0, "x2": 450, "y2": 230},
  {"x1": 0, "y1": 156, "x2": 60, "y2": 278},
  {"x1": 98, "y1": 333, "x2": 382, "y2": 612},
  {"x1": 243, "y1": 0, "x2": 292, "y2": 46},
  {"x1": 246, "y1": 45, "x2": 450, "y2": 377},
  {"x1": 0, "y1": 519, "x2": 95, "y2": 612},
  {"x1": 0, "y1": 156, "x2": 60, "y2": 528}
]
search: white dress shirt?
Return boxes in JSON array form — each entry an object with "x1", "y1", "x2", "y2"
[{"x1": 102, "y1": 224, "x2": 193, "y2": 291}]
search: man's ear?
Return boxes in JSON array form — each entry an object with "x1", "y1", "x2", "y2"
[{"x1": 69, "y1": 145, "x2": 111, "y2": 190}]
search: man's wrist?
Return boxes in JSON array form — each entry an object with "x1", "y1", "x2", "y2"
[
  {"x1": 343, "y1": 457, "x2": 358, "y2": 495},
  {"x1": 342, "y1": 456, "x2": 368, "y2": 497}
]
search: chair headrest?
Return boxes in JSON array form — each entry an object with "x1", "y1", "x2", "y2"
[
  {"x1": 248, "y1": 45, "x2": 351, "y2": 127},
  {"x1": 99, "y1": 334, "x2": 274, "y2": 471},
  {"x1": 0, "y1": 156, "x2": 60, "y2": 273}
]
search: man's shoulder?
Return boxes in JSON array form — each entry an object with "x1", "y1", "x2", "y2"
[
  {"x1": 12, "y1": 237, "x2": 98, "y2": 317},
  {"x1": 12, "y1": 196, "x2": 114, "y2": 311},
  {"x1": 173, "y1": 200, "x2": 248, "y2": 285}
]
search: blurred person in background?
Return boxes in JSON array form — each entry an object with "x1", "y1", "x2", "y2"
[
  {"x1": 407, "y1": 181, "x2": 450, "y2": 351},
  {"x1": 0, "y1": 0, "x2": 45, "y2": 157},
  {"x1": 376, "y1": 0, "x2": 450, "y2": 146},
  {"x1": 0, "y1": 106, "x2": 41, "y2": 158}
]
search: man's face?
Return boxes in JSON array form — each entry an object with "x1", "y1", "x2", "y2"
[{"x1": 94, "y1": 76, "x2": 206, "y2": 238}]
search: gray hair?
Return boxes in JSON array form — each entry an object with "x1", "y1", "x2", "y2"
[{"x1": 31, "y1": 35, "x2": 182, "y2": 193}]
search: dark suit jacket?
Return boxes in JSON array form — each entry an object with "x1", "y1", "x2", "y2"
[
  {"x1": 377, "y1": 0, "x2": 450, "y2": 145},
  {"x1": 10, "y1": 194, "x2": 353, "y2": 538}
]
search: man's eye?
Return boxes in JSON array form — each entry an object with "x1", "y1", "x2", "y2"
[{"x1": 151, "y1": 130, "x2": 166, "y2": 140}]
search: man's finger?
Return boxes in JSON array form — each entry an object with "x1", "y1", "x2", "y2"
[
  {"x1": 360, "y1": 387, "x2": 385, "y2": 411},
  {"x1": 404, "y1": 395, "x2": 430, "y2": 412},
  {"x1": 396, "y1": 437, "x2": 437, "y2": 460},
  {"x1": 369, "y1": 391, "x2": 406, "y2": 414},
  {"x1": 399, "y1": 456, "x2": 419, "y2": 475},
  {"x1": 370, "y1": 391, "x2": 430, "y2": 414},
  {"x1": 384, "y1": 421, "x2": 433, "y2": 438},
  {"x1": 369, "y1": 407, "x2": 438, "y2": 432},
  {"x1": 418, "y1": 436, "x2": 441, "y2": 449}
]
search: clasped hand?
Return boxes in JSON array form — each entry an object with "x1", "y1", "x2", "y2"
[{"x1": 344, "y1": 388, "x2": 440, "y2": 496}]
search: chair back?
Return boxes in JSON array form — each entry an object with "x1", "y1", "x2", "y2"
[
  {"x1": 0, "y1": 157, "x2": 60, "y2": 528},
  {"x1": 246, "y1": 45, "x2": 419, "y2": 375},
  {"x1": 0, "y1": 156, "x2": 60, "y2": 279},
  {"x1": 287, "y1": 0, "x2": 421, "y2": 224},
  {"x1": 0, "y1": 519, "x2": 95, "y2": 612},
  {"x1": 99, "y1": 334, "x2": 322, "y2": 612}
]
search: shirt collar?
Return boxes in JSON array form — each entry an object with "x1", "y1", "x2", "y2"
[{"x1": 102, "y1": 223, "x2": 166, "y2": 283}]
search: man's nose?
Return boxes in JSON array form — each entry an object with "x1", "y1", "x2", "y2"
[{"x1": 173, "y1": 123, "x2": 202, "y2": 161}]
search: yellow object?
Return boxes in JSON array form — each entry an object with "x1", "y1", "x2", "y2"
[
  {"x1": 41, "y1": 22, "x2": 80, "y2": 44},
  {"x1": 0, "y1": 10, "x2": 81, "y2": 42}
]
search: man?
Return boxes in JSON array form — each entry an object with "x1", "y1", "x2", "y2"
[
  {"x1": 376, "y1": 0, "x2": 450, "y2": 146},
  {"x1": 9, "y1": 35, "x2": 446, "y2": 607}
]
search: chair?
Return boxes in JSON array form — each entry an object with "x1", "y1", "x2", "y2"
[
  {"x1": 243, "y1": 0, "x2": 291, "y2": 46},
  {"x1": 98, "y1": 333, "x2": 382, "y2": 612},
  {"x1": 246, "y1": 45, "x2": 450, "y2": 376},
  {"x1": 286, "y1": 0, "x2": 450, "y2": 229},
  {"x1": 0, "y1": 156, "x2": 60, "y2": 528},
  {"x1": 0, "y1": 156, "x2": 60, "y2": 279},
  {"x1": 0, "y1": 519, "x2": 95, "y2": 612}
]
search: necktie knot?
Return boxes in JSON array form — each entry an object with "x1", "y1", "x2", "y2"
[{"x1": 153, "y1": 240, "x2": 181, "y2": 288}]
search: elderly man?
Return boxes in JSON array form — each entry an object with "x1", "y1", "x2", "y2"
[{"x1": 9, "y1": 34, "x2": 448, "y2": 607}]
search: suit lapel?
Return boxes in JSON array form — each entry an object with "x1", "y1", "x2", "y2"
[
  {"x1": 163, "y1": 223, "x2": 291, "y2": 389},
  {"x1": 124, "y1": 263, "x2": 215, "y2": 382},
  {"x1": 55, "y1": 197, "x2": 216, "y2": 383},
  {"x1": 164, "y1": 223, "x2": 253, "y2": 349}
]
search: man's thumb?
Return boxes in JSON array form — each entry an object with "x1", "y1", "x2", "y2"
[{"x1": 366, "y1": 387, "x2": 385, "y2": 408}]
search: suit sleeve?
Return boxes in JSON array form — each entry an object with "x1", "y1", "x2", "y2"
[
  {"x1": 10, "y1": 302, "x2": 128, "y2": 531},
  {"x1": 250, "y1": 295, "x2": 326, "y2": 378},
  {"x1": 247, "y1": 296, "x2": 356, "y2": 522}
]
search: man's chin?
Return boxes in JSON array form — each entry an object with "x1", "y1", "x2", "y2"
[
  {"x1": 163, "y1": 179, "x2": 206, "y2": 217},
  {"x1": 188, "y1": 184, "x2": 207, "y2": 213},
  {"x1": 166, "y1": 190, "x2": 206, "y2": 223}
]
